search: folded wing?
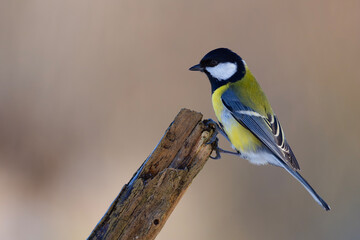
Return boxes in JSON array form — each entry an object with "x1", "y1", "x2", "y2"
[{"x1": 221, "y1": 88, "x2": 300, "y2": 170}]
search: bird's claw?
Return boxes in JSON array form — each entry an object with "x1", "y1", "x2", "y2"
[
  {"x1": 203, "y1": 119, "x2": 222, "y2": 160},
  {"x1": 204, "y1": 118, "x2": 238, "y2": 160},
  {"x1": 209, "y1": 138, "x2": 222, "y2": 160},
  {"x1": 203, "y1": 119, "x2": 220, "y2": 145}
]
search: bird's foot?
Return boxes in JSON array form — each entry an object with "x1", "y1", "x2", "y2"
[
  {"x1": 209, "y1": 138, "x2": 222, "y2": 160},
  {"x1": 203, "y1": 119, "x2": 240, "y2": 160},
  {"x1": 203, "y1": 119, "x2": 221, "y2": 145},
  {"x1": 209, "y1": 142, "x2": 240, "y2": 160},
  {"x1": 203, "y1": 119, "x2": 221, "y2": 159}
]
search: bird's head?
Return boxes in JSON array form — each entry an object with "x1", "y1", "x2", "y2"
[{"x1": 189, "y1": 48, "x2": 246, "y2": 91}]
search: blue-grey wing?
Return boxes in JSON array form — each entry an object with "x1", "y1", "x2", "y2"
[
  {"x1": 221, "y1": 88, "x2": 330, "y2": 210},
  {"x1": 221, "y1": 88, "x2": 299, "y2": 169}
]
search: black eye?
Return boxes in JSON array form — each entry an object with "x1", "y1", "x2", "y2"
[{"x1": 208, "y1": 60, "x2": 218, "y2": 67}]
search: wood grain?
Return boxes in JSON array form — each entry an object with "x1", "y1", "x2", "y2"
[{"x1": 88, "y1": 108, "x2": 216, "y2": 240}]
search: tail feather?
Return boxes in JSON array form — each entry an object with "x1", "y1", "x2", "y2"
[{"x1": 278, "y1": 159, "x2": 330, "y2": 211}]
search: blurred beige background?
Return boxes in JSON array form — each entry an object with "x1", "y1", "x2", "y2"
[{"x1": 1, "y1": 0, "x2": 360, "y2": 239}]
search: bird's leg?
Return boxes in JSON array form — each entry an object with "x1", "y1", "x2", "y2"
[
  {"x1": 218, "y1": 148, "x2": 240, "y2": 156},
  {"x1": 208, "y1": 139, "x2": 240, "y2": 159},
  {"x1": 203, "y1": 119, "x2": 240, "y2": 160}
]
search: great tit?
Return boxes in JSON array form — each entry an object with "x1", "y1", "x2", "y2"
[{"x1": 189, "y1": 48, "x2": 330, "y2": 211}]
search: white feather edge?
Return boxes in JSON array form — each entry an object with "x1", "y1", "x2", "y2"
[{"x1": 236, "y1": 110, "x2": 265, "y2": 118}]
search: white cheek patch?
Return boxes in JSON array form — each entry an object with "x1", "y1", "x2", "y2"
[{"x1": 206, "y1": 62, "x2": 237, "y2": 81}]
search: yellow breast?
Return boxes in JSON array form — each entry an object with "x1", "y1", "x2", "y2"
[{"x1": 211, "y1": 84, "x2": 262, "y2": 153}]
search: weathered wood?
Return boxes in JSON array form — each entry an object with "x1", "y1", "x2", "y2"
[{"x1": 88, "y1": 108, "x2": 216, "y2": 240}]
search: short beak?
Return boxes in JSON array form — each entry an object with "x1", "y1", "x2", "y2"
[{"x1": 189, "y1": 64, "x2": 204, "y2": 72}]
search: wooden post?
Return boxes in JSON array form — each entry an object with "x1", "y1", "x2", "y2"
[{"x1": 88, "y1": 109, "x2": 216, "y2": 240}]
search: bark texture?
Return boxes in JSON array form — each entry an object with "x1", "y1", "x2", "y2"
[{"x1": 88, "y1": 108, "x2": 215, "y2": 240}]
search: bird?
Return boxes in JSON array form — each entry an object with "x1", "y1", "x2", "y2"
[{"x1": 189, "y1": 48, "x2": 330, "y2": 211}]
